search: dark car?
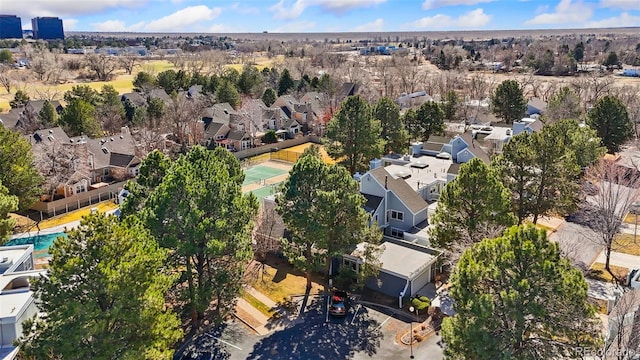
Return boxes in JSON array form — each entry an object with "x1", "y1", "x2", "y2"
[{"x1": 329, "y1": 290, "x2": 348, "y2": 317}]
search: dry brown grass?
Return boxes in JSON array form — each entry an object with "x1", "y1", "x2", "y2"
[
  {"x1": 246, "y1": 258, "x2": 324, "y2": 304},
  {"x1": 613, "y1": 234, "x2": 640, "y2": 256},
  {"x1": 589, "y1": 262, "x2": 629, "y2": 283}
]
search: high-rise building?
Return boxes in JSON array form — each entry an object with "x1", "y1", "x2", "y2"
[
  {"x1": 31, "y1": 17, "x2": 64, "y2": 40},
  {"x1": 0, "y1": 15, "x2": 23, "y2": 39}
]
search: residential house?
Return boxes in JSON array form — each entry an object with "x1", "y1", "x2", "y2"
[
  {"x1": 25, "y1": 100, "x2": 64, "y2": 115},
  {"x1": 478, "y1": 117, "x2": 544, "y2": 154},
  {"x1": 604, "y1": 288, "x2": 640, "y2": 356},
  {"x1": 343, "y1": 239, "x2": 440, "y2": 303},
  {"x1": 0, "y1": 110, "x2": 21, "y2": 129},
  {"x1": 203, "y1": 121, "x2": 230, "y2": 148},
  {"x1": 0, "y1": 245, "x2": 46, "y2": 360},
  {"x1": 84, "y1": 127, "x2": 140, "y2": 184},
  {"x1": 396, "y1": 91, "x2": 433, "y2": 109},
  {"x1": 224, "y1": 129, "x2": 251, "y2": 151},
  {"x1": 337, "y1": 82, "x2": 359, "y2": 104},
  {"x1": 527, "y1": 97, "x2": 547, "y2": 116},
  {"x1": 27, "y1": 127, "x2": 92, "y2": 199},
  {"x1": 147, "y1": 88, "x2": 172, "y2": 104},
  {"x1": 121, "y1": 92, "x2": 146, "y2": 107},
  {"x1": 299, "y1": 92, "x2": 328, "y2": 127},
  {"x1": 413, "y1": 133, "x2": 491, "y2": 164}
]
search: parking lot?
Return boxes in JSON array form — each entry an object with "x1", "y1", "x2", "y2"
[{"x1": 177, "y1": 295, "x2": 444, "y2": 360}]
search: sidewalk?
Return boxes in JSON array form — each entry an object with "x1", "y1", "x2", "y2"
[
  {"x1": 234, "y1": 285, "x2": 292, "y2": 336},
  {"x1": 595, "y1": 250, "x2": 640, "y2": 269}
]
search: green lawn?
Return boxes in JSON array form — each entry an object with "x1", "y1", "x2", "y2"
[{"x1": 242, "y1": 291, "x2": 273, "y2": 318}]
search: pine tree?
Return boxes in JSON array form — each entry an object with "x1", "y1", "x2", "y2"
[{"x1": 373, "y1": 97, "x2": 408, "y2": 154}]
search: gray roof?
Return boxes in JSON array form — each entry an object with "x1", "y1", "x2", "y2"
[
  {"x1": 370, "y1": 167, "x2": 428, "y2": 214},
  {"x1": 86, "y1": 132, "x2": 136, "y2": 169},
  {"x1": 204, "y1": 122, "x2": 228, "y2": 138},
  {"x1": 0, "y1": 109, "x2": 21, "y2": 129},
  {"x1": 109, "y1": 153, "x2": 137, "y2": 168},
  {"x1": 148, "y1": 88, "x2": 171, "y2": 102},
  {"x1": 27, "y1": 127, "x2": 70, "y2": 146},
  {"x1": 227, "y1": 129, "x2": 248, "y2": 141},
  {"x1": 458, "y1": 133, "x2": 491, "y2": 164},
  {"x1": 426, "y1": 135, "x2": 452, "y2": 144},
  {"x1": 447, "y1": 163, "x2": 461, "y2": 175},
  {"x1": 422, "y1": 142, "x2": 444, "y2": 152},
  {"x1": 363, "y1": 194, "x2": 383, "y2": 214},
  {"x1": 527, "y1": 97, "x2": 548, "y2": 114},
  {"x1": 26, "y1": 100, "x2": 63, "y2": 114},
  {"x1": 377, "y1": 241, "x2": 436, "y2": 279},
  {"x1": 528, "y1": 119, "x2": 543, "y2": 132},
  {"x1": 121, "y1": 93, "x2": 146, "y2": 107}
]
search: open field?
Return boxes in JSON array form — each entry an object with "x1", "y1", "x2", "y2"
[{"x1": 71, "y1": 28, "x2": 640, "y2": 42}]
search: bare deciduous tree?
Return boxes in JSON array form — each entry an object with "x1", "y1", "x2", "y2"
[
  {"x1": 585, "y1": 159, "x2": 640, "y2": 283},
  {"x1": 35, "y1": 141, "x2": 90, "y2": 201},
  {"x1": 252, "y1": 199, "x2": 283, "y2": 276},
  {"x1": 165, "y1": 96, "x2": 204, "y2": 153},
  {"x1": 604, "y1": 289, "x2": 640, "y2": 360},
  {"x1": 85, "y1": 54, "x2": 117, "y2": 81},
  {"x1": 119, "y1": 53, "x2": 140, "y2": 75}
]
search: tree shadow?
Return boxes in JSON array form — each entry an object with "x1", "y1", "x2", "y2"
[
  {"x1": 246, "y1": 297, "x2": 383, "y2": 360},
  {"x1": 272, "y1": 266, "x2": 287, "y2": 283},
  {"x1": 174, "y1": 323, "x2": 235, "y2": 360}
]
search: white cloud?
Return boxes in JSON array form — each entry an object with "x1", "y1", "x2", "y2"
[
  {"x1": 269, "y1": 0, "x2": 386, "y2": 20},
  {"x1": 91, "y1": 20, "x2": 146, "y2": 32},
  {"x1": 145, "y1": 5, "x2": 222, "y2": 32},
  {"x1": 64, "y1": 18, "x2": 78, "y2": 31},
  {"x1": 586, "y1": 12, "x2": 640, "y2": 27},
  {"x1": 422, "y1": 0, "x2": 495, "y2": 10},
  {"x1": 353, "y1": 18, "x2": 384, "y2": 32},
  {"x1": 599, "y1": 0, "x2": 640, "y2": 10},
  {"x1": 229, "y1": 3, "x2": 260, "y2": 15},
  {"x1": 408, "y1": 8, "x2": 491, "y2": 29},
  {"x1": 270, "y1": 21, "x2": 317, "y2": 32},
  {"x1": 525, "y1": 0, "x2": 593, "y2": 25},
  {"x1": 2, "y1": 0, "x2": 145, "y2": 18}
]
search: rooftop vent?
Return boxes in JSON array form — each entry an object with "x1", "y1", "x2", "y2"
[
  {"x1": 70, "y1": 139, "x2": 74, "y2": 143},
  {"x1": 119, "y1": 135, "x2": 123, "y2": 139},
  {"x1": 394, "y1": 170, "x2": 412, "y2": 180},
  {"x1": 47, "y1": 135, "x2": 55, "y2": 141},
  {"x1": 101, "y1": 147, "x2": 109, "y2": 154},
  {"x1": 110, "y1": 137, "x2": 114, "y2": 141},
  {"x1": 33, "y1": 133, "x2": 42, "y2": 142},
  {"x1": 411, "y1": 161, "x2": 429, "y2": 169},
  {"x1": 48, "y1": 129, "x2": 53, "y2": 134}
]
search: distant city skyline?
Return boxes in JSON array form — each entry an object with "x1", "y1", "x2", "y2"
[{"x1": 1, "y1": 0, "x2": 639, "y2": 33}]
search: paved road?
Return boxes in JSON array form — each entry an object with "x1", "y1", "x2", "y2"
[
  {"x1": 596, "y1": 250, "x2": 640, "y2": 269},
  {"x1": 176, "y1": 296, "x2": 444, "y2": 360},
  {"x1": 550, "y1": 222, "x2": 603, "y2": 270}
]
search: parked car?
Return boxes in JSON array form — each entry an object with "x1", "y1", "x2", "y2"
[{"x1": 329, "y1": 290, "x2": 348, "y2": 317}]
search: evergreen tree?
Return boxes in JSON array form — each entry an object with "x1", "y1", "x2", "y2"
[
  {"x1": 442, "y1": 225, "x2": 601, "y2": 360},
  {"x1": 133, "y1": 71, "x2": 156, "y2": 92},
  {"x1": 120, "y1": 150, "x2": 171, "y2": 218},
  {"x1": 215, "y1": 79, "x2": 240, "y2": 109},
  {"x1": 144, "y1": 146, "x2": 258, "y2": 329},
  {"x1": 261, "y1": 88, "x2": 277, "y2": 107},
  {"x1": 276, "y1": 147, "x2": 381, "y2": 290},
  {"x1": 59, "y1": 99, "x2": 102, "y2": 137},
  {"x1": 19, "y1": 213, "x2": 182, "y2": 359},
  {"x1": 0, "y1": 180, "x2": 18, "y2": 245},
  {"x1": 63, "y1": 85, "x2": 101, "y2": 106},
  {"x1": 325, "y1": 96, "x2": 384, "y2": 174},
  {"x1": 442, "y1": 90, "x2": 460, "y2": 121},
  {"x1": 0, "y1": 125, "x2": 42, "y2": 210},
  {"x1": 414, "y1": 101, "x2": 445, "y2": 141},
  {"x1": 237, "y1": 64, "x2": 263, "y2": 96},
  {"x1": 429, "y1": 158, "x2": 515, "y2": 253},
  {"x1": 491, "y1": 80, "x2": 526, "y2": 124},
  {"x1": 277, "y1": 69, "x2": 294, "y2": 96},
  {"x1": 38, "y1": 100, "x2": 58, "y2": 127},
  {"x1": 9, "y1": 89, "x2": 29, "y2": 108},
  {"x1": 587, "y1": 95, "x2": 633, "y2": 153},
  {"x1": 373, "y1": 97, "x2": 408, "y2": 154}
]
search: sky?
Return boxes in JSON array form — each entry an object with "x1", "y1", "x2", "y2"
[{"x1": 2, "y1": 0, "x2": 639, "y2": 33}]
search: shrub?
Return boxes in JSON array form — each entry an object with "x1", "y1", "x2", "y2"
[{"x1": 411, "y1": 296, "x2": 431, "y2": 314}]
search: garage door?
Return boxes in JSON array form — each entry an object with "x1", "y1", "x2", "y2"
[{"x1": 410, "y1": 267, "x2": 431, "y2": 296}]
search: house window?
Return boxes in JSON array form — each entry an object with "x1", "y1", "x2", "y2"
[
  {"x1": 103, "y1": 168, "x2": 109, "y2": 176},
  {"x1": 390, "y1": 210, "x2": 404, "y2": 221},
  {"x1": 390, "y1": 228, "x2": 404, "y2": 238}
]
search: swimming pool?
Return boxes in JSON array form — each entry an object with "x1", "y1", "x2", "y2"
[{"x1": 6, "y1": 232, "x2": 67, "y2": 259}]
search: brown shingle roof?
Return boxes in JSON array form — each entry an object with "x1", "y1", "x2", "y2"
[
  {"x1": 458, "y1": 133, "x2": 491, "y2": 164},
  {"x1": 370, "y1": 167, "x2": 428, "y2": 214},
  {"x1": 447, "y1": 163, "x2": 461, "y2": 175},
  {"x1": 422, "y1": 142, "x2": 444, "y2": 152}
]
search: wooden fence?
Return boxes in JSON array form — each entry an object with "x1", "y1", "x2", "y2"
[{"x1": 29, "y1": 181, "x2": 127, "y2": 219}]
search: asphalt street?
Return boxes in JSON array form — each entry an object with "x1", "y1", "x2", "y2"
[{"x1": 176, "y1": 295, "x2": 444, "y2": 360}]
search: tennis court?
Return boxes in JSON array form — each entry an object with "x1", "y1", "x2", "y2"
[
  {"x1": 250, "y1": 182, "x2": 282, "y2": 200},
  {"x1": 242, "y1": 164, "x2": 289, "y2": 187}
]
